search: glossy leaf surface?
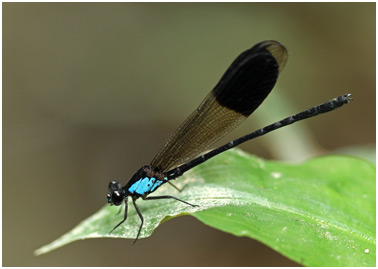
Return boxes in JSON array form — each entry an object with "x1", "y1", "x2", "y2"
[{"x1": 35, "y1": 149, "x2": 376, "y2": 266}]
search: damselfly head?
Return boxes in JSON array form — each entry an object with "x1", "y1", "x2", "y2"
[{"x1": 107, "y1": 181, "x2": 124, "y2": 206}]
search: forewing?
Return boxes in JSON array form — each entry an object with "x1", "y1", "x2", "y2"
[{"x1": 151, "y1": 40, "x2": 288, "y2": 172}]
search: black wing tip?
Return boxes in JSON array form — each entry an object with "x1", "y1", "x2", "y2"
[
  {"x1": 255, "y1": 40, "x2": 288, "y2": 73},
  {"x1": 212, "y1": 40, "x2": 288, "y2": 116},
  {"x1": 255, "y1": 40, "x2": 285, "y2": 49}
]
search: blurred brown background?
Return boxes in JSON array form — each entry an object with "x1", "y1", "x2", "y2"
[{"x1": 3, "y1": 2, "x2": 375, "y2": 266}]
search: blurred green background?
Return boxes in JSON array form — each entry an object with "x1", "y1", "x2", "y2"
[{"x1": 3, "y1": 2, "x2": 375, "y2": 266}]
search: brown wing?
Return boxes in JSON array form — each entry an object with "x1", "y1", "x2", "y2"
[{"x1": 151, "y1": 40, "x2": 288, "y2": 172}]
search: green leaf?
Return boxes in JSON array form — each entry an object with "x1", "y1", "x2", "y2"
[{"x1": 35, "y1": 149, "x2": 376, "y2": 267}]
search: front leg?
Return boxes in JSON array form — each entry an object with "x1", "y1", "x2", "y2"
[{"x1": 109, "y1": 196, "x2": 129, "y2": 234}]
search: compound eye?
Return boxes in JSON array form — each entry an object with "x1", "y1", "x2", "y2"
[
  {"x1": 111, "y1": 191, "x2": 124, "y2": 206},
  {"x1": 108, "y1": 181, "x2": 122, "y2": 191}
]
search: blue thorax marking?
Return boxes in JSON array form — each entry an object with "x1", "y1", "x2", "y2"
[{"x1": 128, "y1": 176, "x2": 168, "y2": 195}]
